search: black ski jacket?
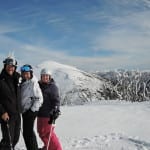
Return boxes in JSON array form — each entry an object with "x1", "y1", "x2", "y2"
[
  {"x1": 38, "y1": 79, "x2": 60, "y2": 117},
  {"x1": 0, "y1": 69, "x2": 21, "y2": 117}
]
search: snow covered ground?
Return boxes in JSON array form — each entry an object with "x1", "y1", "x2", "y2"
[
  {"x1": 1, "y1": 100, "x2": 150, "y2": 150},
  {"x1": 56, "y1": 100, "x2": 150, "y2": 150}
]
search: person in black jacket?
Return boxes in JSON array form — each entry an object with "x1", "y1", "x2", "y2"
[
  {"x1": 0, "y1": 56, "x2": 22, "y2": 150},
  {"x1": 37, "y1": 68, "x2": 62, "y2": 150}
]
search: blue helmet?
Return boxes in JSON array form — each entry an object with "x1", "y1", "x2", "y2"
[{"x1": 21, "y1": 64, "x2": 33, "y2": 72}]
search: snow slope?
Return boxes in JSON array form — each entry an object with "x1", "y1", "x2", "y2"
[
  {"x1": 8, "y1": 100, "x2": 150, "y2": 150},
  {"x1": 35, "y1": 61, "x2": 105, "y2": 104},
  {"x1": 55, "y1": 101, "x2": 150, "y2": 150}
]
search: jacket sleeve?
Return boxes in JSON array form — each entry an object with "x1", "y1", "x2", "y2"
[
  {"x1": 0, "y1": 104, "x2": 6, "y2": 117},
  {"x1": 0, "y1": 83, "x2": 6, "y2": 116},
  {"x1": 31, "y1": 81, "x2": 43, "y2": 112},
  {"x1": 51, "y1": 84, "x2": 61, "y2": 110}
]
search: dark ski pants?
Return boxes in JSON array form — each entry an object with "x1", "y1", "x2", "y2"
[
  {"x1": 0, "y1": 114, "x2": 21, "y2": 150},
  {"x1": 22, "y1": 110, "x2": 38, "y2": 150}
]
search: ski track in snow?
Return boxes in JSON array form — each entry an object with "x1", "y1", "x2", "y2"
[
  {"x1": 14, "y1": 133, "x2": 150, "y2": 150},
  {"x1": 60, "y1": 133, "x2": 150, "y2": 150}
]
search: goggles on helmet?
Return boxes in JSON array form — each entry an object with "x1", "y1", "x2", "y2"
[
  {"x1": 21, "y1": 65, "x2": 32, "y2": 72},
  {"x1": 3, "y1": 58, "x2": 17, "y2": 66}
]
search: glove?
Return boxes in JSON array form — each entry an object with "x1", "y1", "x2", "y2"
[{"x1": 48, "y1": 107, "x2": 61, "y2": 124}]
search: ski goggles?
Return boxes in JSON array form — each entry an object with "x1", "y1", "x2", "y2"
[
  {"x1": 21, "y1": 65, "x2": 32, "y2": 72},
  {"x1": 4, "y1": 59, "x2": 17, "y2": 66}
]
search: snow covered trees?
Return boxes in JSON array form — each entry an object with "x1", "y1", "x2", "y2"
[{"x1": 98, "y1": 70, "x2": 150, "y2": 101}]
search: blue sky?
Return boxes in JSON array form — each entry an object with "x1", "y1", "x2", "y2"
[{"x1": 0, "y1": 0, "x2": 150, "y2": 72}]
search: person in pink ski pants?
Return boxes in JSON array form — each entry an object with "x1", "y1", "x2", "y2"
[{"x1": 37, "y1": 68, "x2": 62, "y2": 150}]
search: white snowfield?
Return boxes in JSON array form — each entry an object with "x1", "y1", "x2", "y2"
[
  {"x1": 55, "y1": 101, "x2": 150, "y2": 150},
  {"x1": 4, "y1": 100, "x2": 150, "y2": 150}
]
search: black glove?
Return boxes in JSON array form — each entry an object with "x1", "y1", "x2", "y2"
[{"x1": 48, "y1": 107, "x2": 61, "y2": 124}]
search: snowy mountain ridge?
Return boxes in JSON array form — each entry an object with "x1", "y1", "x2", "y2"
[{"x1": 35, "y1": 60, "x2": 105, "y2": 105}]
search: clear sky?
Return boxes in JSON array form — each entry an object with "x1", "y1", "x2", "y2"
[{"x1": 0, "y1": 0, "x2": 150, "y2": 72}]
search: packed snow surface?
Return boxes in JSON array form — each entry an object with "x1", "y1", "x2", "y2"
[{"x1": 1, "y1": 100, "x2": 150, "y2": 150}]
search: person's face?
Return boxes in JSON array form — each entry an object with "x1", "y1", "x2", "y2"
[
  {"x1": 22, "y1": 72, "x2": 31, "y2": 80},
  {"x1": 41, "y1": 74, "x2": 50, "y2": 83},
  {"x1": 5, "y1": 65, "x2": 15, "y2": 76}
]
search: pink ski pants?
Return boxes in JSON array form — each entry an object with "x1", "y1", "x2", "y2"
[{"x1": 37, "y1": 117, "x2": 62, "y2": 150}]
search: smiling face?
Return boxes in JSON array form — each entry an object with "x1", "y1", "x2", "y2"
[
  {"x1": 41, "y1": 74, "x2": 51, "y2": 83},
  {"x1": 5, "y1": 64, "x2": 15, "y2": 76},
  {"x1": 22, "y1": 72, "x2": 31, "y2": 80}
]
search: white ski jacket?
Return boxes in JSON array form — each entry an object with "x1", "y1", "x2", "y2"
[{"x1": 21, "y1": 75, "x2": 43, "y2": 113}]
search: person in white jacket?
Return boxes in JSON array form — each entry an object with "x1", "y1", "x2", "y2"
[{"x1": 20, "y1": 64, "x2": 43, "y2": 150}]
